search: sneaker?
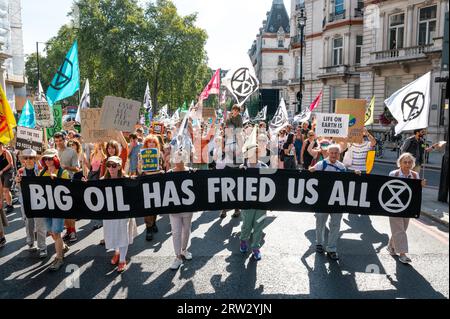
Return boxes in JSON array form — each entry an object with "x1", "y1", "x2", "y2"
[
  {"x1": 92, "y1": 224, "x2": 103, "y2": 230},
  {"x1": 151, "y1": 224, "x2": 159, "y2": 233},
  {"x1": 145, "y1": 228, "x2": 153, "y2": 241},
  {"x1": 5, "y1": 205, "x2": 14, "y2": 213},
  {"x1": 117, "y1": 262, "x2": 127, "y2": 273},
  {"x1": 219, "y1": 211, "x2": 227, "y2": 219},
  {"x1": 170, "y1": 257, "x2": 183, "y2": 270},
  {"x1": 39, "y1": 249, "x2": 48, "y2": 259},
  {"x1": 399, "y1": 255, "x2": 412, "y2": 264},
  {"x1": 232, "y1": 210, "x2": 241, "y2": 218},
  {"x1": 62, "y1": 232, "x2": 71, "y2": 242},
  {"x1": 327, "y1": 251, "x2": 339, "y2": 261},
  {"x1": 99, "y1": 239, "x2": 105, "y2": 246},
  {"x1": 252, "y1": 249, "x2": 262, "y2": 261},
  {"x1": 27, "y1": 244, "x2": 36, "y2": 251},
  {"x1": 387, "y1": 246, "x2": 397, "y2": 256},
  {"x1": 48, "y1": 258, "x2": 64, "y2": 271},
  {"x1": 68, "y1": 232, "x2": 77, "y2": 243},
  {"x1": 240, "y1": 240, "x2": 248, "y2": 253},
  {"x1": 182, "y1": 250, "x2": 192, "y2": 260},
  {"x1": 0, "y1": 237, "x2": 6, "y2": 248},
  {"x1": 111, "y1": 253, "x2": 120, "y2": 266},
  {"x1": 63, "y1": 244, "x2": 70, "y2": 256}
]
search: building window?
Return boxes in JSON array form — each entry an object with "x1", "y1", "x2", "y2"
[
  {"x1": 278, "y1": 55, "x2": 284, "y2": 65},
  {"x1": 418, "y1": 5, "x2": 437, "y2": 45},
  {"x1": 330, "y1": 86, "x2": 341, "y2": 112},
  {"x1": 335, "y1": 0, "x2": 344, "y2": 14},
  {"x1": 278, "y1": 39, "x2": 284, "y2": 48},
  {"x1": 389, "y1": 14, "x2": 405, "y2": 50},
  {"x1": 355, "y1": 35, "x2": 363, "y2": 64},
  {"x1": 385, "y1": 76, "x2": 403, "y2": 98},
  {"x1": 354, "y1": 84, "x2": 360, "y2": 99},
  {"x1": 333, "y1": 37, "x2": 343, "y2": 66}
]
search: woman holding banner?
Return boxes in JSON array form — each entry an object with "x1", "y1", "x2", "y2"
[
  {"x1": 102, "y1": 156, "x2": 137, "y2": 273},
  {"x1": 39, "y1": 149, "x2": 71, "y2": 271},
  {"x1": 387, "y1": 153, "x2": 426, "y2": 264},
  {"x1": 139, "y1": 135, "x2": 164, "y2": 241},
  {"x1": 167, "y1": 147, "x2": 194, "y2": 270}
]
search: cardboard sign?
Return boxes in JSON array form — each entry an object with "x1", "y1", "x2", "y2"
[
  {"x1": 335, "y1": 99, "x2": 366, "y2": 143},
  {"x1": 81, "y1": 109, "x2": 118, "y2": 143},
  {"x1": 140, "y1": 148, "x2": 159, "y2": 172},
  {"x1": 315, "y1": 113, "x2": 349, "y2": 138},
  {"x1": 15, "y1": 126, "x2": 44, "y2": 154},
  {"x1": 47, "y1": 105, "x2": 63, "y2": 137},
  {"x1": 33, "y1": 101, "x2": 54, "y2": 128},
  {"x1": 151, "y1": 122, "x2": 165, "y2": 135},
  {"x1": 99, "y1": 96, "x2": 141, "y2": 132}
]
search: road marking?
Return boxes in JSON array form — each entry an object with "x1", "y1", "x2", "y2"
[{"x1": 411, "y1": 218, "x2": 449, "y2": 245}]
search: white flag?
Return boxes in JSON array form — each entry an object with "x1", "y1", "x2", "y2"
[
  {"x1": 75, "y1": 79, "x2": 90, "y2": 123},
  {"x1": 253, "y1": 106, "x2": 267, "y2": 122},
  {"x1": 37, "y1": 80, "x2": 46, "y2": 102},
  {"x1": 157, "y1": 104, "x2": 169, "y2": 121},
  {"x1": 269, "y1": 98, "x2": 289, "y2": 134},
  {"x1": 223, "y1": 55, "x2": 259, "y2": 106},
  {"x1": 143, "y1": 82, "x2": 152, "y2": 112},
  {"x1": 293, "y1": 108, "x2": 312, "y2": 123},
  {"x1": 385, "y1": 72, "x2": 431, "y2": 135},
  {"x1": 171, "y1": 108, "x2": 180, "y2": 123},
  {"x1": 242, "y1": 108, "x2": 250, "y2": 124}
]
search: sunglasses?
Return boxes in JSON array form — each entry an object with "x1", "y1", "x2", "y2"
[
  {"x1": 43, "y1": 157, "x2": 54, "y2": 161},
  {"x1": 23, "y1": 157, "x2": 35, "y2": 160},
  {"x1": 106, "y1": 163, "x2": 118, "y2": 168}
]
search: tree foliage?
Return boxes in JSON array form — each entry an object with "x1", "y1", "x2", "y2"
[{"x1": 25, "y1": 0, "x2": 210, "y2": 112}]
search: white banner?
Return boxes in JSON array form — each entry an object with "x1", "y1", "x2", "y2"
[{"x1": 315, "y1": 113, "x2": 349, "y2": 138}]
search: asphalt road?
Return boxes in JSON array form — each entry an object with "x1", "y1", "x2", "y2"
[
  {"x1": 372, "y1": 162, "x2": 441, "y2": 188},
  {"x1": 0, "y1": 206, "x2": 448, "y2": 299}
]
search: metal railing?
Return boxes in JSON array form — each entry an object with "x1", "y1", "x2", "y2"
[
  {"x1": 329, "y1": 10, "x2": 346, "y2": 23},
  {"x1": 371, "y1": 44, "x2": 434, "y2": 62}
]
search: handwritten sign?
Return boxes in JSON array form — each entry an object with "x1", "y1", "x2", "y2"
[
  {"x1": 15, "y1": 126, "x2": 44, "y2": 154},
  {"x1": 47, "y1": 105, "x2": 62, "y2": 137},
  {"x1": 81, "y1": 109, "x2": 118, "y2": 143},
  {"x1": 336, "y1": 99, "x2": 366, "y2": 143},
  {"x1": 33, "y1": 101, "x2": 54, "y2": 128},
  {"x1": 140, "y1": 148, "x2": 159, "y2": 172},
  {"x1": 99, "y1": 96, "x2": 141, "y2": 132},
  {"x1": 315, "y1": 113, "x2": 349, "y2": 138},
  {"x1": 151, "y1": 122, "x2": 165, "y2": 135}
]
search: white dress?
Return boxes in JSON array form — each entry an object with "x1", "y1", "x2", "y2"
[{"x1": 103, "y1": 218, "x2": 138, "y2": 250}]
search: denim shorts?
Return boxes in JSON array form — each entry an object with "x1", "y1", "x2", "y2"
[{"x1": 46, "y1": 218, "x2": 65, "y2": 234}]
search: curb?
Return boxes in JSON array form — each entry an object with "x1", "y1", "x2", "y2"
[{"x1": 421, "y1": 210, "x2": 449, "y2": 227}]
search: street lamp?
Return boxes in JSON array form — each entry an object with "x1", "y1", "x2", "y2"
[{"x1": 296, "y1": 8, "x2": 307, "y2": 114}]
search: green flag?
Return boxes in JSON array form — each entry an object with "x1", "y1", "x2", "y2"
[{"x1": 47, "y1": 105, "x2": 63, "y2": 137}]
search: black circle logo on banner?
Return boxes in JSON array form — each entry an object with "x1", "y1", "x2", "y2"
[
  {"x1": 231, "y1": 68, "x2": 258, "y2": 99},
  {"x1": 50, "y1": 58, "x2": 73, "y2": 90},
  {"x1": 401, "y1": 92, "x2": 425, "y2": 122},
  {"x1": 378, "y1": 180, "x2": 412, "y2": 214}
]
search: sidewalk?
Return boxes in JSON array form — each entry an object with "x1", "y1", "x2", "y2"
[
  {"x1": 421, "y1": 187, "x2": 449, "y2": 226},
  {"x1": 375, "y1": 147, "x2": 443, "y2": 170}
]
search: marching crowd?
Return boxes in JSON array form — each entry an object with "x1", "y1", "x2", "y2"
[{"x1": 0, "y1": 105, "x2": 435, "y2": 273}]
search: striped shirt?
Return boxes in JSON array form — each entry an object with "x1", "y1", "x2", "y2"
[{"x1": 348, "y1": 141, "x2": 372, "y2": 171}]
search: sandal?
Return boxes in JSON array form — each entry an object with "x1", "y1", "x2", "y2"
[{"x1": 219, "y1": 211, "x2": 227, "y2": 219}]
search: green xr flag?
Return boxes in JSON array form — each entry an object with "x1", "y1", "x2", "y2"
[{"x1": 47, "y1": 105, "x2": 63, "y2": 137}]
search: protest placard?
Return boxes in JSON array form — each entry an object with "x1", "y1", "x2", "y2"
[
  {"x1": 81, "y1": 108, "x2": 118, "y2": 143},
  {"x1": 47, "y1": 105, "x2": 62, "y2": 137},
  {"x1": 15, "y1": 126, "x2": 44, "y2": 154},
  {"x1": 33, "y1": 101, "x2": 54, "y2": 128},
  {"x1": 315, "y1": 113, "x2": 349, "y2": 138},
  {"x1": 335, "y1": 99, "x2": 366, "y2": 143},
  {"x1": 151, "y1": 122, "x2": 165, "y2": 135},
  {"x1": 99, "y1": 96, "x2": 141, "y2": 132},
  {"x1": 140, "y1": 148, "x2": 160, "y2": 172}
]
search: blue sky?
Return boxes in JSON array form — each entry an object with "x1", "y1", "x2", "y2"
[{"x1": 22, "y1": 0, "x2": 291, "y2": 69}]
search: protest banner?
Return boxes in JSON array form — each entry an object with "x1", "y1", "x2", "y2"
[
  {"x1": 99, "y1": 96, "x2": 141, "y2": 132},
  {"x1": 315, "y1": 113, "x2": 349, "y2": 138},
  {"x1": 15, "y1": 126, "x2": 44, "y2": 154},
  {"x1": 47, "y1": 105, "x2": 63, "y2": 137},
  {"x1": 140, "y1": 148, "x2": 160, "y2": 172},
  {"x1": 33, "y1": 101, "x2": 54, "y2": 128},
  {"x1": 21, "y1": 169, "x2": 421, "y2": 220},
  {"x1": 151, "y1": 122, "x2": 165, "y2": 135},
  {"x1": 335, "y1": 99, "x2": 366, "y2": 143},
  {"x1": 81, "y1": 108, "x2": 117, "y2": 143}
]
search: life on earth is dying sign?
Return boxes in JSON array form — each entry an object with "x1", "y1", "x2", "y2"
[{"x1": 21, "y1": 169, "x2": 422, "y2": 220}]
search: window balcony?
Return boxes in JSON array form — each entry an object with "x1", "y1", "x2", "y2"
[
  {"x1": 317, "y1": 65, "x2": 350, "y2": 79},
  {"x1": 295, "y1": 3, "x2": 305, "y2": 11},
  {"x1": 354, "y1": 8, "x2": 363, "y2": 18},
  {"x1": 290, "y1": 34, "x2": 304, "y2": 48},
  {"x1": 5, "y1": 73, "x2": 28, "y2": 87},
  {"x1": 329, "y1": 10, "x2": 346, "y2": 23},
  {"x1": 369, "y1": 42, "x2": 440, "y2": 65},
  {"x1": 272, "y1": 80, "x2": 289, "y2": 86}
]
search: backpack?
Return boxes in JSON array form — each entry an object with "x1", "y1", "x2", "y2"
[{"x1": 39, "y1": 167, "x2": 64, "y2": 178}]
